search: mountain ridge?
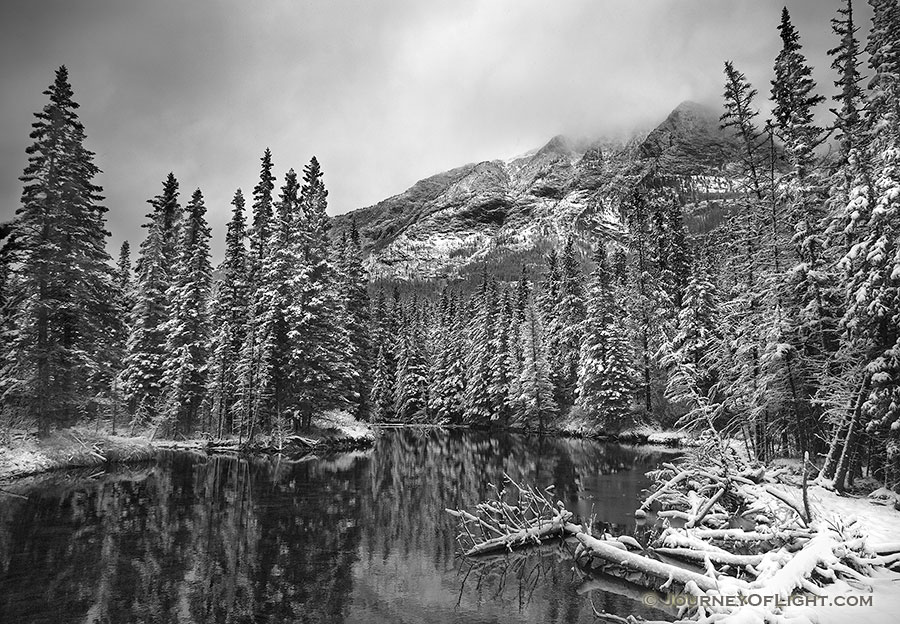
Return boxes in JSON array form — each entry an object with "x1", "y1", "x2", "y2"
[{"x1": 333, "y1": 101, "x2": 740, "y2": 281}]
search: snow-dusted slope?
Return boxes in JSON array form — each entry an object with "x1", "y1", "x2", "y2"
[{"x1": 332, "y1": 101, "x2": 741, "y2": 281}]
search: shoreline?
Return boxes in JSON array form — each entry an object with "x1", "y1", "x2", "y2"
[
  {"x1": 0, "y1": 412, "x2": 376, "y2": 484},
  {"x1": 371, "y1": 422, "x2": 692, "y2": 447},
  {"x1": 1, "y1": 420, "x2": 689, "y2": 484}
]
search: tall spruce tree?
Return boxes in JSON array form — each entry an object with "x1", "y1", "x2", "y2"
[
  {"x1": 489, "y1": 289, "x2": 515, "y2": 425},
  {"x1": 207, "y1": 189, "x2": 250, "y2": 437},
  {"x1": 121, "y1": 174, "x2": 181, "y2": 420},
  {"x1": 255, "y1": 170, "x2": 300, "y2": 431},
  {"x1": 235, "y1": 150, "x2": 277, "y2": 437},
  {"x1": 577, "y1": 246, "x2": 637, "y2": 432},
  {"x1": 827, "y1": 0, "x2": 900, "y2": 488},
  {"x1": 370, "y1": 346, "x2": 394, "y2": 422},
  {"x1": 539, "y1": 250, "x2": 566, "y2": 407},
  {"x1": 394, "y1": 299, "x2": 429, "y2": 421},
  {"x1": 558, "y1": 236, "x2": 586, "y2": 407},
  {"x1": 2, "y1": 67, "x2": 119, "y2": 431},
  {"x1": 160, "y1": 189, "x2": 212, "y2": 435},
  {"x1": 430, "y1": 289, "x2": 466, "y2": 423},
  {"x1": 116, "y1": 241, "x2": 133, "y2": 308},
  {"x1": 292, "y1": 157, "x2": 347, "y2": 428},
  {"x1": 664, "y1": 257, "x2": 720, "y2": 409},
  {"x1": 114, "y1": 240, "x2": 133, "y2": 343},
  {"x1": 516, "y1": 300, "x2": 557, "y2": 431},
  {"x1": 339, "y1": 218, "x2": 372, "y2": 419},
  {"x1": 464, "y1": 272, "x2": 495, "y2": 424},
  {"x1": 771, "y1": 7, "x2": 829, "y2": 456}
]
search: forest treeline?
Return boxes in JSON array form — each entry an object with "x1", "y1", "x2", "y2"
[{"x1": 0, "y1": 2, "x2": 898, "y2": 490}]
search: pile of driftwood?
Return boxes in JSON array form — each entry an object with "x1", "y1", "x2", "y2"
[{"x1": 447, "y1": 454, "x2": 900, "y2": 623}]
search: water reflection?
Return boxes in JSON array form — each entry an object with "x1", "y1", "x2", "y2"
[{"x1": 0, "y1": 430, "x2": 678, "y2": 623}]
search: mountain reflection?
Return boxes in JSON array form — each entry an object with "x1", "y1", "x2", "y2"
[{"x1": 0, "y1": 430, "x2": 676, "y2": 624}]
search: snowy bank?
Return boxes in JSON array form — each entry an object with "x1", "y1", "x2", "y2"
[
  {"x1": 1, "y1": 412, "x2": 375, "y2": 483},
  {"x1": 559, "y1": 418, "x2": 694, "y2": 447},
  {"x1": 0, "y1": 428, "x2": 155, "y2": 482}
]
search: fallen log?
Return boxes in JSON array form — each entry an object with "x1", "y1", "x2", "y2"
[
  {"x1": 575, "y1": 532, "x2": 724, "y2": 592},
  {"x1": 458, "y1": 512, "x2": 572, "y2": 556},
  {"x1": 652, "y1": 546, "x2": 764, "y2": 567},
  {"x1": 638, "y1": 469, "x2": 692, "y2": 514}
]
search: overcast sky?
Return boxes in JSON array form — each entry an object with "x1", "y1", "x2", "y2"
[{"x1": 0, "y1": 0, "x2": 867, "y2": 261}]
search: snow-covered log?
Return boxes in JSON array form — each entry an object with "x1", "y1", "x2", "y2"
[{"x1": 575, "y1": 532, "x2": 722, "y2": 592}]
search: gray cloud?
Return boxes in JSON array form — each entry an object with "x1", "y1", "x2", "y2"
[{"x1": 0, "y1": 0, "x2": 867, "y2": 261}]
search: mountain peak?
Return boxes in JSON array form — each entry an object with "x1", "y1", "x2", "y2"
[
  {"x1": 537, "y1": 134, "x2": 578, "y2": 157},
  {"x1": 637, "y1": 100, "x2": 737, "y2": 169},
  {"x1": 660, "y1": 100, "x2": 723, "y2": 133}
]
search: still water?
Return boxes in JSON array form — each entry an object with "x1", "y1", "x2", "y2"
[{"x1": 0, "y1": 429, "x2": 678, "y2": 623}]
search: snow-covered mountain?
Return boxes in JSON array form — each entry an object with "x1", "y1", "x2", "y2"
[{"x1": 332, "y1": 101, "x2": 742, "y2": 281}]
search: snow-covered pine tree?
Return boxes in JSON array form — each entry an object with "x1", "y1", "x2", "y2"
[
  {"x1": 292, "y1": 157, "x2": 348, "y2": 429},
  {"x1": 576, "y1": 245, "x2": 637, "y2": 432},
  {"x1": 827, "y1": 0, "x2": 900, "y2": 489},
  {"x1": 121, "y1": 174, "x2": 181, "y2": 422},
  {"x1": 539, "y1": 250, "x2": 565, "y2": 407},
  {"x1": 370, "y1": 346, "x2": 394, "y2": 422},
  {"x1": 558, "y1": 236, "x2": 586, "y2": 408},
  {"x1": 117, "y1": 241, "x2": 133, "y2": 315},
  {"x1": 516, "y1": 300, "x2": 557, "y2": 431},
  {"x1": 463, "y1": 271, "x2": 495, "y2": 424},
  {"x1": 717, "y1": 61, "x2": 781, "y2": 459},
  {"x1": 370, "y1": 288, "x2": 398, "y2": 409},
  {"x1": 160, "y1": 189, "x2": 212, "y2": 435},
  {"x1": 111, "y1": 240, "x2": 133, "y2": 373},
  {"x1": 429, "y1": 288, "x2": 466, "y2": 423},
  {"x1": 234, "y1": 149, "x2": 277, "y2": 438},
  {"x1": 770, "y1": 7, "x2": 830, "y2": 455},
  {"x1": 2, "y1": 67, "x2": 120, "y2": 430},
  {"x1": 394, "y1": 297, "x2": 429, "y2": 421},
  {"x1": 250, "y1": 149, "x2": 276, "y2": 276},
  {"x1": 815, "y1": 0, "x2": 872, "y2": 486},
  {"x1": 206, "y1": 189, "x2": 250, "y2": 437},
  {"x1": 156, "y1": 173, "x2": 182, "y2": 285},
  {"x1": 829, "y1": 0, "x2": 867, "y2": 170},
  {"x1": 623, "y1": 189, "x2": 662, "y2": 416},
  {"x1": 255, "y1": 170, "x2": 300, "y2": 432},
  {"x1": 823, "y1": 0, "x2": 869, "y2": 263},
  {"x1": 664, "y1": 255, "x2": 720, "y2": 410},
  {"x1": 338, "y1": 218, "x2": 372, "y2": 420},
  {"x1": 660, "y1": 194, "x2": 691, "y2": 310},
  {"x1": 772, "y1": 8, "x2": 825, "y2": 178},
  {"x1": 489, "y1": 289, "x2": 515, "y2": 425},
  {"x1": 506, "y1": 268, "x2": 530, "y2": 425}
]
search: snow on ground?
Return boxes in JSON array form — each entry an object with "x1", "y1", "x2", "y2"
[
  {"x1": 781, "y1": 484, "x2": 900, "y2": 624},
  {"x1": 807, "y1": 485, "x2": 900, "y2": 545},
  {"x1": 312, "y1": 410, "x2": 374, "y2": 441},
  {"x1": 800, "y1": 572, "x2": 900, "y2": 624}
]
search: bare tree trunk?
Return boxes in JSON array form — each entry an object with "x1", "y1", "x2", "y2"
[{"x1": 821, "y1": 374, "x2": 869, "y2": 484}]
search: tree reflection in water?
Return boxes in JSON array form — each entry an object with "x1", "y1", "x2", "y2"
[{"x1": 0, "y1": 430, "x2": 677, "y2": 623}]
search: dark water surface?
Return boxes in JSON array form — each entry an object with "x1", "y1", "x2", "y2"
[{"x1": 0, "y1": 429, "x2": 678, "y2": 623}]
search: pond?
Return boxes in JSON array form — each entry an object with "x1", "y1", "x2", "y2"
[{"x1": 0, "y1": 429, "x2": 679, "y2": 623}]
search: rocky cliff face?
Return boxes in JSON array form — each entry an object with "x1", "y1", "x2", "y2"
[{"x1": 332, "y1": 101, "x2": 742, "y2": 281}]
